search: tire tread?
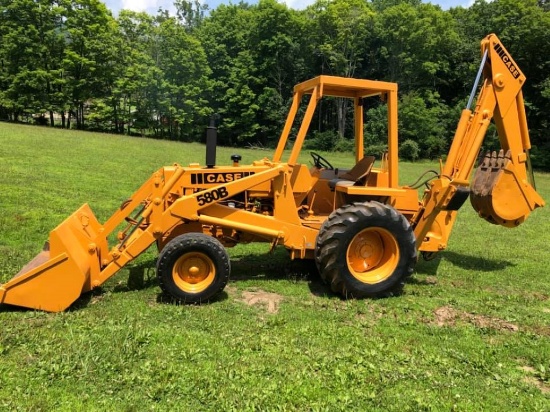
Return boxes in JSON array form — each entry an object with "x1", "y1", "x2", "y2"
[
  {"x1": 157, "y1": 233, "x2": 230, "y2": 304},
  {"x1": 315, "y1": 202, "x2": 417, "y2": 298}
]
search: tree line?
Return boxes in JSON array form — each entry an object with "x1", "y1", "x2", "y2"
[{"x1": 1, "y1": 0, "x2": 549, "y2": 167}]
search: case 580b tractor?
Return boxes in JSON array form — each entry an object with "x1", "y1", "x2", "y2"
[{"x1": 0, "y1": 34, "x2": 545, "y2": 312}]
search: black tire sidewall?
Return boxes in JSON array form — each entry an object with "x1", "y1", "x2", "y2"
[{"x1": 156, "y1": 233, "x2": 230, "y2": 303}]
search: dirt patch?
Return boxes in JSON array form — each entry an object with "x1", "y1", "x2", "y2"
[
  {"x1": 531, "y1": 292, "x2": 549, "y2": 301},
  {"x1": 239, "y1": 290, "x2": 283, "y2": 314},
  {"x1": 433, "y1": 306, "x2": 519, "y2": 332},
  {"x1": 434, "y1": 306, "x2": 457, "y2": 326},
  {"x1": 520, "y1": 365, "x2": 537, "y2": 373},
  {"x1": 90, "y1": 294, "x2": 105, "y2": 305},
  {"x1": 530, "y1": 324, "x2": 550, "y2": 337},
  {"x1": 524, "y1": 377, "x2": 550, "y2": 394},
  {"x1": 519, "y1": 365, "x2": 550, "y2": 394},
  {"x1": 225, "y1": 285, "x2": 238, "y2": 297}
]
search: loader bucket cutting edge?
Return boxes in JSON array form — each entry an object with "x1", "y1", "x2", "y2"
[{"x1": 0, "y1": 204, "x2": 105, "y2": 312}]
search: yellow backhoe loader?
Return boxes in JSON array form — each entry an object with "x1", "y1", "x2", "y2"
[{"x1": 0, "y1": 34, "x2": 544, "y2": 312}]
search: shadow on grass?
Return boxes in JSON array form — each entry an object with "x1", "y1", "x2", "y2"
[
  {"x1": 229, "y1": 248, "x2": 297, "y2": 281},
  {"x1": 230, "y1": 250, "x2": 340, "y2": 299},
  {"x1": 10, "y1": 248, "x2": 512, "y2": 312},
  {"x1": 441, "y1": 250, "x2": 515, "y2": 271},
  {"x1": 68, "y1": 259, "x2": 161, "y2": 311},
  {"x1": 0, "y1": 289, "x2": 103, "y2": 313},
  {"x1": 0, "y1": 303, "x2": 29, "y2": 313},
  {"x1": 155, "y1": 290, "x2": 229, "y2": 305},
  {"x1": 113, "y1": 259, "x2": 159, "y2": 293},
  {"x1": 69, "y1": 289, "x2": 101, "y2": 311},
  {"x1": 414, "y1": 254, "x2": 442, "y2": 277},
  {"x1": 415, "y1": 250, "x2": 515, "y2": 276},
  {"x1": 408, "y1": 250, "x2": 516, "y2": 290},
  {"x1": 108, "y1": 257, "x2": 231, "y2": 306}
]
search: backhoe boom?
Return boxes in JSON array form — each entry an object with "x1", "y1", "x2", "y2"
[{"x1": 414, "y1": 34, "x2": 544, "y2": 247}]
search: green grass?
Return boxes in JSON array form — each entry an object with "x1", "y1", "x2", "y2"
[{"x1": 0, "y1": 122, "x2": 549, "y2": 411}]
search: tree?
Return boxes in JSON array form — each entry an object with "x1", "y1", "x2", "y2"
[
  {"x1": 0, "y1": 0, "x2": 68, "y2": 124},
  {"x1": 174, "y1": 0, "x2": 208, "y2": 30},
  {"x1": 451, "y1": 0, "x2": 550, "y2": 167},
  {"x1": 249, "y1": 0, "x2": 307, "y2": 145},
  {"x1": 305, "y1": 0, "x2": 374, "y2": 137},
  {"x1": 156, "y1": 15, "x2": 212, "y2": 140},
  {"x1": 399, "y1": 91, "x2": 450, "y2": 158},
  {"x1": 198, "y1": 3, "x2": 259, "y2": 145},
  {"x1": 111, "y1": 11, "x2": 165, "y2": 135},
  {"x1": 63, "y1": 0, "x2": 118, "y2": 129},
  {"x1": 375, "y1": 2, "x2": 462, "y2": 95}
]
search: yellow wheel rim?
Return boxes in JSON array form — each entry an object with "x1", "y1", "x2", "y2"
[
  {"x1": 346, "y1": 228, "x2": 399, "y2": 284},
  {"x1": 172, "y1": 252, "x2": 216, "y2": 293}
]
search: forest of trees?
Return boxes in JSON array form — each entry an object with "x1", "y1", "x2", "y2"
[{"x1": 1, "y1": 0, "x2": 549, "y2": 167}]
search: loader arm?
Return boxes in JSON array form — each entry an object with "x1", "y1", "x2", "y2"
[
  {"x1": 414, "y1": 34, "x2": 544, "y2": 249},
  {"x1": 95, "y1": 164, "x2": 295, "y2": 286},
  {"x1": 0, "y1": 161, "x2": 311, "y2": 311}
]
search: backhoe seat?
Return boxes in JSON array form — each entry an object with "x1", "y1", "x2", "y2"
[{"x1": 328, "y1": 155, "x2": 375, "y2": 191}]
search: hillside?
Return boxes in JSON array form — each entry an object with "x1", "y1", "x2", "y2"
[{"x1": 0, "y1": 122, "x2": 549, "y2": 410}]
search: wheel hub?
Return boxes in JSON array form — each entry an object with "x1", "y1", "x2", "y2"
[
  {"x1": 346, "y1": 228, "x2": 399, "y2": 284},
  {"x1": 172, "y1": 252, "x2": 215, "y2": 292},
  {"x1": 186, "y1": 264, "x2": 202, "y2": 282},
  {"x1": 359, "y1": 244, "x2": 373, "y2": 259},
  {"x1": 349, "y1": 232, "x2": 383, "y2": 271}
]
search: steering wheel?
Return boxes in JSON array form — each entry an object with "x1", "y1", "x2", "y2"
[{"x1": 310, "y1": 152, "x2": 334, "y2": 170}]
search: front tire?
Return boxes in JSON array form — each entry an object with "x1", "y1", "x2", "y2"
[
  {"x1": 156, "y1": 233, "x2": 230, "y2": 303},
  {"x1": 315, "y1": 202, "x2": 417, "y2": 298}
]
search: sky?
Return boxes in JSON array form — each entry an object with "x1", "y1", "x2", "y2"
[{"x1": 103, "y1": 0, "x2": 473, "y2": 16}]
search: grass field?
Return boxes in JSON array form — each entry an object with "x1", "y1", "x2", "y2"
[{"x1": 0, "y1": 122, "x2": 549, "y2": 411}]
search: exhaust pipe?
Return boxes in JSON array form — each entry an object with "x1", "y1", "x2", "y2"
[{"x1": 205, "y1": 115, "x2": 218, "y2": 168}]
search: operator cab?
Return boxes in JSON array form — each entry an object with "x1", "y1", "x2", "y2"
[{"x1": 304, "y1": 151, "x2": 390, "y2": 214}]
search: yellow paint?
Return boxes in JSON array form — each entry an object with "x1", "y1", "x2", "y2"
[
  {"x1": 346, "y1": 228, "x2": 399, "y2": 284},
  {"x1": 172, "y1": 252, "x2": 215, "y2": 294},
  {"x1": 1, "y1": 34, "x2": 544, "y2": 311}
]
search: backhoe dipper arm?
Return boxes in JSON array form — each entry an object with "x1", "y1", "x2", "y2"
[
  {"x1": 414, "y1": 34, "x2": 544, "y2": 248},
  {"x1": 445, "y1": 34, "x2": 531, "y2": 181}
]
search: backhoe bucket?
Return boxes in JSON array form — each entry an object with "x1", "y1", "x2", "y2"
[
  {"x1": 0, "y1": 204, "x2": 104, "y2": 312},
  {"x1": 471, "y1": 150, "x2": 545, "y2": 227}
]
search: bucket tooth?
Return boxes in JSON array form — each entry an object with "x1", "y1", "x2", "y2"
[
  {"x1": 479, "y1": 150, "x2": 505, "y2": 223},
  {"x1": 470, "y1": 151, "x2": 491, "y2": 215}
]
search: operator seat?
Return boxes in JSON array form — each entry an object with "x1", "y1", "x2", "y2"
[{"x1": 328, "y1": 155, "x2": 375, "y2": 191}]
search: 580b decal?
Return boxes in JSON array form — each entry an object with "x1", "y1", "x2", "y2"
[{"x1": 196, "y1": 187, "x2": 229, "y2": 206}]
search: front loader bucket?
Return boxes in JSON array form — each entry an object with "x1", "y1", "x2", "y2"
[
  {"x1": 0, "y1": 204, "x2": 104, "y2": 312},
  {"x1": 471, "y1": 150, "x2": 545, "y2": 227}
]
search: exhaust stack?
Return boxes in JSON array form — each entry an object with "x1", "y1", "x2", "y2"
[{"x1": 205, "y1": 116, "x2": 218, "y2": 168}]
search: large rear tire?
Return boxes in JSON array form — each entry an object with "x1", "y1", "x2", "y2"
[
  {"x1": 156, "y1": 233, "x2": 230, "y2": 303},
  {"x1": 315, "y1": 202, "x2": 417, "y2": 298}
]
